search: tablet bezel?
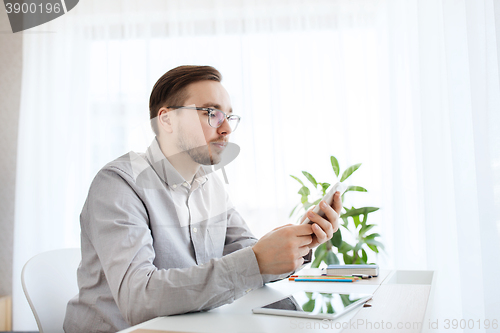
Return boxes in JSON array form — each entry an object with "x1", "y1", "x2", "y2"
[{"x1": 252, "y1": 291, "x2": 372, "y2": 320}]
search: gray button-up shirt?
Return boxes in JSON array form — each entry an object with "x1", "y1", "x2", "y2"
[{"x1": 64, "y1": 138, "x2": 279, "y2": 333}]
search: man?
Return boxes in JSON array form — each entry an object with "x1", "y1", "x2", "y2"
[{"x1": 64, "y1": 65, "x2": 342, "y2": 333}]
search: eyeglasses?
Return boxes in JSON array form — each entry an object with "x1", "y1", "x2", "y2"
[{"x1": 167, "y1": 106, "x2": 241, "y2": 132}]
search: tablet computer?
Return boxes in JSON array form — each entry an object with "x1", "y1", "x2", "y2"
[{"x1": 252, "y1": 291, "x2": 372, "y2": 320}]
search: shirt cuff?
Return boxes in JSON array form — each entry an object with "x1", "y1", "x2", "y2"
[
  {"x1": 261, "y1": 249, "x2": 313, "y2": 283},
  {"x1": 261, "y1": 272, "x2": 291, "y2": 284},
  {"x1": 224, "y1": 246, "x2": 263, "y2": 299}
]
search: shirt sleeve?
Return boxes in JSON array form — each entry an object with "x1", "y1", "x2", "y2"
[
  {"x1": 223, "y1": 208, "x2": 294, "y2": 284},
  {"x1": 81, "y1": 168, "x2": 264, "y2": 326},
  {"x1": 223, "y1": 208, "x2": 259, "y2": 254}
]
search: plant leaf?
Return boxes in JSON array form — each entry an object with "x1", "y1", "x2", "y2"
[
  {"x1": 311, "y1": 253, "x2": 325, "y2": 268},
  {"x1": 302, "y1": 299, "x2": 316, "y2": 312},
  {"x1": 299, "y1": 186, "x2": 310, "y2": 204},
  {"x1": 330, "y1": 155, "x2": 340, "y2": 177},
  {"x1": 340, "y1": 294, "x2": 352, "y2": 307},
  {"x1": 321, "y1": 183, "x2": 331, "y2": 194},
  {"x1": 361, "y1": 212, "x2": 368, "y2": 225},
  {"x1": 331, "y1": 156, "x2": 340, "y2": 177},
  {"x1": 365, "y1": 238, "x2": 385, "y2": 250},
  {"x1": 345, "y1": 185, "x2": 368, "y2": 193},
  {"x1": 340, "y1": 163, "x2": 362, "y2": 182},
  {"x1": 338, "y1": 241, "x2": 353, "y2": 253},
  {"x1": 302, "y1": 171, "x2": 318, "y2": 187},
  {"x1": 290, "y1": 175, "x2": 304, "y2": 186},
  {"x1": 343, "y1": 253, "x2": 353, "y2": 264},
  {"x1": 325, "y1": 251, "x2": 339, "y2": 265},
  {"x1": 326, "y1": 302, "x2": 334, "y2": 314},
  {"x1": 341, "y1": 207, "x2": 379, "y2": 218},
  {"x1": 341, "y1": 217, "x2": 349, "y2": 228},
  {"x1": 303, "y1": 202, "x2": 312, "y2": 210},
  {"x1": 359, "y1": 224, "x2": 376, "y2": 237},
  {"x1": 366, "y1": 243, "x2": 379, "y2": 253},
  {"x1": 352, "y1": 215, "x2": 361, "y2": 228},
  {"x1": 311, "y1": 244, "x2": 327, "y2": 268},
  {"x1": 316, "y1": 243, "x2": 327, "y2": 255},
  {"x1": 289, "y1": 204, "x2": 299, "y2": 218},
  {"x1": 330, "y1": 229, "x2": 342, "y2": 247},
  {"x1": 361, "y1": 248, "x2": 368, "y2": 263},
  {"x1": 353, "y1": 241, "x2": 363, "y2": 254},
  {"x1": 364, "y1": 233, "x2": 381, "y2": 240},
  {"x1": 298, "y1": 186, "x2": 310, "y2": 197},
  {"x1": 354, "y1": 257, "x2": 364, "y2": 264}
]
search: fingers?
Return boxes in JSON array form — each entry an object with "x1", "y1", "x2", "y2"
[
  {"x1": 320, "y1": 200, "x2": 340, "y2": 233},
  {"x1": 292, "y1": 223, "x2": 316, "y2": 236},
  {"x1": 297, "y1": 234, "x2": 313, "y2": 247},
  {"x1": 254, "y1": 225, "x2": 312, "y2": 274},
  {"x1": 298, "y1": 245, "x2": 310, "y2": 258},
  {"x1": 332, "y1": 191, "x2": 342, "y2": 215},
  {"x1": 294, "y1": 257, "x2": 305, "y2": 269},
  {"x1": 306, "y1": 201, "x2": 339, "y2": 237},
  {"x1": 293, "y1": 226, "x2": 314, "y2": 247},
  {"x1": 272, "y1": 223, "x2": 293, "y2": 231},
  {"x1": 321, "y1": 199, "x2": 340, "y2": 233},
  {"x1": 300, "y1": 205, "x2": 316, "y2": 224},
  {"x1": 276, "y1": 224, "x2": 313, "y2": 247},
  {"x1": 311, "y1": 223, "x2": 328, "y2": 244},
  {"x1": 307, "y1": 206, "x2": 335, "y2": 236}
]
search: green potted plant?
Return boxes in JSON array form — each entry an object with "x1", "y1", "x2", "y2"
[{"x1": 290, "y1": 156, "x2": 383, "y2": 267}]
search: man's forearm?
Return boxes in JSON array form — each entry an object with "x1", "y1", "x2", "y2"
[{"x1": 110, "y1": 247, "x2": 263, "y2": 326}]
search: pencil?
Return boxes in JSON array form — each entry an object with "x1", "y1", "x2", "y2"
[
  {"x1": 290, "y1": 275, "x2": 358, "y2": 279},
  {"x1": 291, "y1": 278, "x2": 357, "y2": 282},
  {"x1": 289, "y1": 276, "x2": 360, "y2": 281}
]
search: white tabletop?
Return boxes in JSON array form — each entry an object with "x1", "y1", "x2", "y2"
[{"x1": 118, "y1": 270, "x2": 398, "y2": 333}]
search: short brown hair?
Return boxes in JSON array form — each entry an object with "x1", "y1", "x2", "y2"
[{"x1": 149, "y1": 65, "x2": 222, "y2": 134}]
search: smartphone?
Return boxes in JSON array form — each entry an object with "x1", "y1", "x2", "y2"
[{"x1": 300, "y1": 182, "x2": 347, "y2": 225}]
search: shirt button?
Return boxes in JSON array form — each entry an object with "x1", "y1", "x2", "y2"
[
  {"x1": 193, "y1": 227, "x2": 198, "y2": 233},
  {"x1": 172, "y1": 184, "x2": 177, "y2": 189}
]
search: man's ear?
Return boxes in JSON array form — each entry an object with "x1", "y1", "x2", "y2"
[{"x1": 158, "y1": 107, "x2": 173, "y2": 133}]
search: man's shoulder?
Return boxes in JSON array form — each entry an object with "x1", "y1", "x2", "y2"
[
  {"x1": 92, "y1": 151, "x2": 155, "y2": 187},
  {"x1": 103, "y1": 151, "x2": 148, "y2": 173}
]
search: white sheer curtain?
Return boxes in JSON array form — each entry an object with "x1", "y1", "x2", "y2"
[{"x1": 13, "y1": 0, "x2": 500, "y2": 331}]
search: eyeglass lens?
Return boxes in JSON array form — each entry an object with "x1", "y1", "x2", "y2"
[{"x1": 210, "y1": 110, "x2": 239, "y2": 131}]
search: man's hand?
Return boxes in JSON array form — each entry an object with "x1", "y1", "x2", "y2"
[
  {"x1": 252, "y1": 224, "x2": 313, "y2": 275},
  {"x1": 300, "y1": 191, "x2": 342, "y2": 249}
]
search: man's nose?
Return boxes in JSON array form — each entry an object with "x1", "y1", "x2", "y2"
[{"x1": 217, "y1": 117, "x2": 232, "y2": 136}]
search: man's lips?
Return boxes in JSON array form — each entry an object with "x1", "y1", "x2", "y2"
[{"x1": 210, "y1": 141, "x2": 227, "y2": 150}]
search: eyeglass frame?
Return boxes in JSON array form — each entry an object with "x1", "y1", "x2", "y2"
[{"x1": 167, "y1": 106, "x2": 241, "y2": 132}]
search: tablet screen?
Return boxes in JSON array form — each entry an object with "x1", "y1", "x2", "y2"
[{"x1": 259, "y1": 291, "x2": 371, "y2": 316}]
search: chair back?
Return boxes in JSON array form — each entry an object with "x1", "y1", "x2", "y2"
[{"x1": 21, "y1": 248, "x2": 81, "y2": 333}]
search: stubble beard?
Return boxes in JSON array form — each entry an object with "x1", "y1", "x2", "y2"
[{"x1": 177, "y1": 132, "x2": 222, "y2": 165}]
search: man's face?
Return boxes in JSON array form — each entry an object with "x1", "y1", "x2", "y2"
[{"x1": 174, "y1": 80, "x2": 233, "y2": 165}]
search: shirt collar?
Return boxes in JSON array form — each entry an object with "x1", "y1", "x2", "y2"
[{"x1": 145, "y1": 137, "x2": 209, "y2": 188}]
